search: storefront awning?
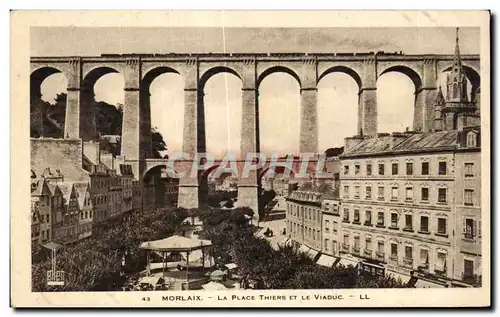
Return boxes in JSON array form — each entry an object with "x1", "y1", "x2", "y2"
[
  {"x1": 307, "y1": 248, "x2": 319, "y2": 259},
  {"x1": 415, "y1": 278, "x2": 447, "y2": 288},
  {"x1": 316, "y1": 254, "x2": 336, "y2": 267},
  {"x1": 386, "y1": 271, "x2": 411, "y2": 284},
  {"x1": 298, "y1": 244, "x2": 310, "y2": 254},
  {"x1": 336, "y1": 258, "x2": 358, "y2": 268}
]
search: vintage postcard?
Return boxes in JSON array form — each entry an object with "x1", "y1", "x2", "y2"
[{"x1": 11, "y1": 10, "x2": 490, "y2": 307}]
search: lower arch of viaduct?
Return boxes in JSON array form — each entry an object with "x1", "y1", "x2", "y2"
[{"x1": 30, "y1": 53, "x2": 481, "y2": 217}]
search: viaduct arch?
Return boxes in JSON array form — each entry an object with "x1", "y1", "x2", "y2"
[{"x1": 30, "y1": 52, "x2": 481, "y2": 217}]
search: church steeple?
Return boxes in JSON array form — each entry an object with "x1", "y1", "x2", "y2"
[
  {"x1": 446, "y1": 28, "x2": 469, "y2": 102},
  {"x1": 441, "y1": 28, "x2": 480, "y2": 131},
  {"x1": 435, "y1": 86, "x2": 445, "y2": 106}
]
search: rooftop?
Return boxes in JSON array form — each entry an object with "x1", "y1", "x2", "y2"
[{"x1": 342, "y1": 130, "x2": 460, "y2": 157}]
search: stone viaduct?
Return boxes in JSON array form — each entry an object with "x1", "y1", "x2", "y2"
[{"x1": 30, "y1": 52, "x2": 480, "y2": 214}]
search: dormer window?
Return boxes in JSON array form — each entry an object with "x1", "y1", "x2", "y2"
[{"x1": 466, "y1": 131, "x2": 478, "y2": 147}]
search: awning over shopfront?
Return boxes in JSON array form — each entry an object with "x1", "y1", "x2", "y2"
[
  {"x1": 307, "y1": 248, "x2": 319, "y2": 259},
  {"x1": 298, "y1": 244, "x2": 310, "y2": 254},
  {"x1": 414, "y1": 278, "x2": 447, "y2": 288},
  {"x1": 336, "y1": 258, "x2": 358, "y2": 268},
  {"x1": 386, "y1": 271, "x2": 411, "y2": 284},
  {"x1": 316, "y1": 254, "x2": 336, "y2": 267}
]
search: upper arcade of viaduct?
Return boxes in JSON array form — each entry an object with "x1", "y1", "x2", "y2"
[
  {"x1": 30, "y1": 52, "x2": 481, "y2": 213},
  {"x1": 30, "y1": 52, "x2": 480, "y2": 93}
]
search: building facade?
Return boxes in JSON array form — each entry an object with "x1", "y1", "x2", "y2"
[{"x1": 75, "y1": 183, "x2": 93, "y2": 240}]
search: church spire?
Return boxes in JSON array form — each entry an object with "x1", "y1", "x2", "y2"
[
  {"x1": 435, "y1": 86, "x2": 445, "y2": 106},
  {"x1": 454, "y1": 27, "x2": 462, "y2": 68},
  {"x1": 446, "y1": 27, "x2": 468, "y2": 102}
]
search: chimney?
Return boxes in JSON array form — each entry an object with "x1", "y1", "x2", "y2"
[{"x1": 344, "y1": 135, "x2": 366, "y2": 153}]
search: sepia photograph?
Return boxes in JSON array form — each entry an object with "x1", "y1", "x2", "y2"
[{"x1": 11, "y1": 10, "x2": 490, "y2": 307}]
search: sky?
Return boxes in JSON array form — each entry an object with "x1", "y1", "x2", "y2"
[{"x1": 32, "y1": 27, "x2": 480, "y2": 157}]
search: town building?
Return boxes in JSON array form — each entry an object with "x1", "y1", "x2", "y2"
[
  {"x1": 75, "y1": 183, "x2": 93, "y2": 240},
  {"x1": 30, "y1": 176, "x2": 53, "y2": 244},
  {"x1": 55, "y1": 182, "x2": 81, "y2": 245}
]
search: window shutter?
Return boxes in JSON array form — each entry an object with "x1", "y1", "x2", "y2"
[
  {"x1": 462, "y1": 217, "x2": 467, "y2": 235},
  {"x1": 478, "y1": 220, "x2": 482, "y2": 238},
  {"x1": 473, "y1": 220, "x2": 478, "y2": 238}
]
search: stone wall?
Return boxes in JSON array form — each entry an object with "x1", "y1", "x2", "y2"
[{"x1": 31, "y1": 138, "x2": 89, "y2": 182}]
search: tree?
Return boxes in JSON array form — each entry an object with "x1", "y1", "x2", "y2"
[
  {"x1": 30, "y1": 94, "x2": 168, "y2": 158},
  {"x1": 324, "y1": 147, "x2": 344, "y2": 158},
  {"x1": 151, "y1": 127, "x2": 167, "y2": 158},
  {"x1": 258, "y1": 189, "x2": 276, "y2": 221}
]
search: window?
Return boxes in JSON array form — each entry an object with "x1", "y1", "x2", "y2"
[
  {"x1": 365, "y1": 186, "x2": 372, "y2": 200},
  {"x1": 405, "y1": 214, "x2": 413, "y2": 230},
  {"x1": 420, "y1": 249, "x2": 429, "y2": 265},
  {"x1": 421, "y1": 162, "x2": 429, "y2": 175},
  {"x1": 343, "y1": 185, "x2": 349, "y2": 198},
  {"x1": 355, "y1": 164, "x2": 360, "y2": 175},
  {"x1": 343, "y1": 208, "x2": 349, "y2": 222},
  {"x1": 391, "y1": 187, "x2": 398, "y2": 200},
  {"x1": 333, "y1": 221, "x2": 338, "y2": 233},
  {"x1": 344, "y1": 165, "x2": 349, "y2": 175},
  {"x1": 377, "y1": 212, "x2": 384, "y2": 226},
  {"x1": 391, "y1": 213, "x2": 398, "y2": 228},
  {"x1": 436, "y1": 252, "x2": 447, "y2": 270},
  {"x1": 324, "y1": 239, "x2": 329, "y2": 251},
  {"x1": 392, "y1": 163, "x2": 399, "y2": 175},
  {"x1": 464, "y1": 189, "x2": 474, "y2": 206},
  {"x1": 406, "y1": 162, "x2": 413, "y2": 175},
  {"x1": 438, "y1": 188, "x2": 447, "y2": 203},
  {"x1": 354, "y1": 186, "x2": 360, "y2": 198},
  {"x1": 465, "y1": 163, "x2": 474, "y2": 177},
  {"x1": 437, "y1": 218, "x2": 447, "y2": 235},
  {"x1": 366, "y1": 164, "x2": 372, "y2": 176},
  {"x1": 343, "y1": 234, "x2": 349, "y2": 245},
  {"x1": 467, "y1": 132, "x2": 477, "y2": 147},
  {"x1": 324, "y1": 220, "x2": 330, "y2": 232},
  {"x1": 406, "y1": 187, "x2": 413, "y2": 200},
  {"x1": 365, "y1": 210, "x2": 372, "y2": 225},
  {"x1": 420, "y1": 216, "x2": 429, "y2": 232},
  {"x1": 464, "y1": 259, "x2": 474, "y2": 277},
  {"x1": 421, "y1": 187, "x2": 429, "y2": 201},
  {"x1": 378, "y1": 163, "x2": 385, "y2": 175},
  {"x1": 391, "y1": 243, "x2": 398, "y2": 257},
  {"x1": 378, "y1": 186, "x2": 384, "y2": 200},
  {"x1": 377, "y1": 241, "x2": 384, "y2": 253},
  {"x1": 354, "y1": 209, "x2": 360, "y2": 223},
  {"x1": 366, "y1": 238, "x2": 372, "y2": 251},
  {"x1": 464, "y1": 218, "x2": 481, "y2": 239},
  {"x1": 438, "y1": 162, "x2": 447, "y2": 175},
  {"x1": 354, "y1": 236, "x2": 360, "y2": 248},
  {"x1": 405, "y1": 246, "x2": 413, "y2": 259}
]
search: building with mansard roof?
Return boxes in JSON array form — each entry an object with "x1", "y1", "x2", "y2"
[{"x1": 336, "y1": 29, "x2": 481, "y2": 288}]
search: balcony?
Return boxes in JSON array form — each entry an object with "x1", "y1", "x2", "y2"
[
  {"x1": 403, "y1": 226, "x2": 414, "y2": 233},
  {"x1": 389, "y1": 255, "x2": 398, "y2": 264},
  {"x1": 402, "y1": 257, "x2": 413, "y2": 268},
  {"x1": 364, "y1": 221, "x2": 372, "y2": 227},
  {"x1": 417, "y1": 263, "x2": 429, "y2": 274},
  {"x1": 389, "y1": 224, "x2": 399, "y2": 230},
  {"x1": 376, "y1": 223, "x2": 385, "y2": 228},
  {"x1": 342, "y1": 219, "x2": 350, "y2": 224},
  {"x1": 363, "y1": 249, "x2": 372, "y2": 257},
  {"x1": 352, "y1": 246, "x2": 360, "y2": 254},
  {"x1": 375, "y1": 251, "x2": 385, "y2": 261},
  {"x1": 365, "y1": 195, "x2": 372, "y2": 200},
  {"x1": 461, "y1": 273, "x2": 482, "y2": 287},
  {"x1": 434, "y1": 266, "x2": 447, "y2": 276},
  {"x1": 341, "y1": 244, "x2": 350, "y2": 253},
  {"x1": 352, "y1": 220, "x2": 361, "y2": 225}
]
